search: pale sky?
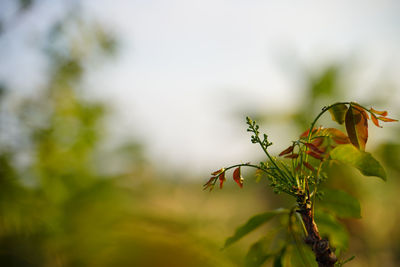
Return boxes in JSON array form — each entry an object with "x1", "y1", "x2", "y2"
[{"x1": 1, "y1": 0, "x2": 400, "y2": 174}]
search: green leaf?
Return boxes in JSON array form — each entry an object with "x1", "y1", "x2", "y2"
[
  {"x1": 330, "y1": 144, "x2": 386, "y2": 180},
  {"x1": 318, "y1": 189, "x2": 361, "y2": 219},
  {"x1": 245, "y1": 238, "x2": 273, "y2": 267},
  {"x1": 329, "y1": 103, "x2": 348, "y2": 124},
  {"x1": 223, "y1": 208, "x2": 288, "y2": 248},
  {"x1": 315, "y1": 210, "x2": 349, "y2": 251},
  {"x1": 273, "y1": 247, "x2": 285, "y2": 267}
]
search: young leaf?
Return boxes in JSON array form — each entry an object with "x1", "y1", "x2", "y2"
[
  {"x1": 317, "y1": 189, "x2": 361, "y2": 218},
  {"x1": 329, "y1": 103, "x2": 348, "y2": 124},
  {"x1": 304, "y1": 143, "x2": 324, "y2": 154},
  {"x1": 370, "y1": 107, "x2": 388, "y2": 116},
  {"x1": 219, "y1": 172, "x2": 226, "y2": 189},
  {"x1": 223, "y1": 209, "x2": 288, "y2": 248},
  {"x1": 322, "y1": 128, "x2": 350, "y2": 144},
  {"x1": 378, "y1": 116, "x2": 398, "y2": 122},
  {"x1": 345, "y1": 105, "x2": 368, "y2": 150},
  {"x1": 306, "y1": 150, "x2": 323, "y2": 160},
  {"x1": 284, "y1": 153, "x2": 299, "y2": 159},
  {"x1": 279, "y1": 145, "x2": 294, "y2": 156},
  {"x1": 330, "y1": 144, "x2": 386, "y2": 180},
  {"x1": 303, "y1": 161, "x2": 315, "y2": 171},
  {"x1": 370, "y1": 113, "x2": 382, "y2": 128},
  {"x1": 233, "y1": 167, "x2": 243, "y2": 188}
]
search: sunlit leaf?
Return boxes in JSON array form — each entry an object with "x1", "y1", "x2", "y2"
[
  {"x1": 279, "y1": 145, "x2": 294, "y2": 156},
  {"x1": 329, "y1": 103, "x2": 348, "y2": 124},
  {"x1": 317, "y1": 189, "x2": 361, "y2": 218},
  {"x1": 378, "y1": 116, "x2": 398, "y2": 122},
  {"x1": 233, "y1": 167, "x2": 243, "y2": 188},
  {"x1": 330, "y1": 144, "x2": 386, "y2": 180},
  {"x1": 321, "y1": 128, "x2": 350, "y2": 144},
  {"x1": 223, "y1": 209, "x2": 288, "y2": 248},
  {"x1": 370, "y1": 107, "x2": 388, "y2": 116},
  {"x1": 311, "y1": 137, "x2": 324, "y2": 147},
  {"x1": 370, "y1": 113, "x2": 381, "y2": 128},
  {"x1": 345, "y1": 105, "x2": 368, "y2": 150}
]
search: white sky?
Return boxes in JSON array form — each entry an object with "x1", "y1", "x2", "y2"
[{"x1": 1, "y1": 0, "x2": 400, "y2": 174}]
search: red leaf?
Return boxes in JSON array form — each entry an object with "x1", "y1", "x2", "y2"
[
  {"x1": 378, "y1": 116, "x2": 398, "y2": 122},
  {"x1": 233, "y1": 167, "x2": 243, "y2": 188},
  {"x1": 211, "y1": 168, "x2": 224, "y2": 176},
  {"x1": 279, "y1": 145, "x2": 294, "y2": 156},
  {"x1": 299, "y1": 127, "x2": 320, "y2": 139},
  {"x1": 219, "y1": 172, "x2": 226, "y2": 189},
  {"x1": 284, "y1": 153, "x2": 299, "y2": 159},
  {"x1": 203, "y1": 177, "x2": 216, "y2": 191},
  {"x1": 311, "y1": 137, "x2": 324, "y2": 147},
  {"x1": 370, "y1": 107, "x2": 388, "y2": 117},
  {"x1": 303, "y1": 161, "x2": 315, "y2": 171},
  {"x1": 306, "y1": 150, "x2": 323, "y2": 160},
  {"x1": 345, "y1": 105, "x2": 368, "y2": 150},
  {"x1": 370, "y1": 113, "x2": 382, "y2": 128},
  {"x1": 304, "y1": 143, "x2": 324, "y2": 154}
]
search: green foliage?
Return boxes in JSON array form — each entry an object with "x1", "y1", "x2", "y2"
[
  {"x1": 224, "y1": 209, "x2": 288, "y2": 248},
  {"x1": 207, "y1": 101, "x2": 397, "y2": 266},
  {"x1": 330, "y1": 144, "x2": 386, "y2": 180},
  {"x1": 317, "y1": 189, "x2": 361, "y2": 219}
]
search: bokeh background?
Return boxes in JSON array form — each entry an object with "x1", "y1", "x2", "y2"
[{"x1": 0, "y1": 0, "x2": 399, "y2": 266}]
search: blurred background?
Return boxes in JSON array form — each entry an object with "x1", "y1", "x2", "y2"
[{"x1": 0, "y1": 0, "x2": 399, "y2": 266}]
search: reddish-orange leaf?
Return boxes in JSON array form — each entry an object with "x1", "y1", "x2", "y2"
[
  {"x1": 311, "y1": 137, "x2": 324, "y2": 147},
  {"x1": 370, "y1": 113, "x2": 382, "y2": 128},
  {"x1": 303, "y1": 161, "x2": 315, "y2": 171},
  {"x1": 306, "y1": 150, "x2": 323, "y2": 160},
  {"x1": 378, "y1": 116, "x2": 398, "y2": 122},
  {"x1": 211, "y1": 168, "x2": 224, "y2": 176},
  {"x1": 219, "y1": 172, "x2": 226, "y2": 189},
  {"x1": 203, "y1": 177, "x2": 216, "y2": 191},
  {"x1": 233, "y1": 167, "x2": 243, "y2": 188},
  {"x1": 279, "y1": 145, "x2": 294, "y2": 156},
  {"x1": 345, "y1": 105, "x2": 368, "y2": 150},
  {"x1": 299, "y1": 128, "x2": 319, "y2": 138},
  {"x1": 322, "y1": 128, "x2": 350, "y2": 144},
  {"x1": 370, "y1": 107, "x2": 388, "y2": 117},
  {"x1": 284, "y1": 153, "x2": 299, "y2": 159},
  {"x1": 304, "y1": 143, "x2": 324, "y2": 154}
]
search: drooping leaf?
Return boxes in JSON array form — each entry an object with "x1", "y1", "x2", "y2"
[
  {"x1": 219, "y1": 172, "x2": 226, "y2": 189},
  {"x1": 284, "y1": 153, "x2": 299, "y2": 159},
  {"x1": 314, "y1": 210, "x2": 349, "y2": 251},
  {"x1": 330, "y1": 144, "x2": 386, "y2": 180},
  {"x1": 223, "y1": 209, "x2": 288, "y2": 248},
  {"x1": 211, "y1": 168, "x2": 225, "y2": 175},
  {"x1": 306, "y1": 150, "x2": 323, "y2": 160},
  {"x1": 370, "y1": 113, "x2": 382, "y2": 128},
  {"x1": 329, "y1": 103, "x2": 348, "y2": 124},
  {"x1": 233, "y1": 167, "x2": 243, "y2": 188},
  {"x1": 370, "y1": 107, "x2": 388, "y2": 116},
  {"x1": 304, "y1": 143, "x2": 324, "y2": 154},
  {"x1": 345, "y1": 105, "x2": 368, "y2": 150},
  {"x1": 203, "y1": 177, "x2": 217, "y2": 191},
  {"x1": 303, "y1": 161, "x2": 315, "y2": 171},
  {"x1": 377, "y1": 116, "x2": 398, "y2": 122},
  {"x1": 279, "y1": 145, "x2": 294, "y2": 156},
  {"x1": 317, "y1": 188, "x2": 361, "y2": 218}
]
